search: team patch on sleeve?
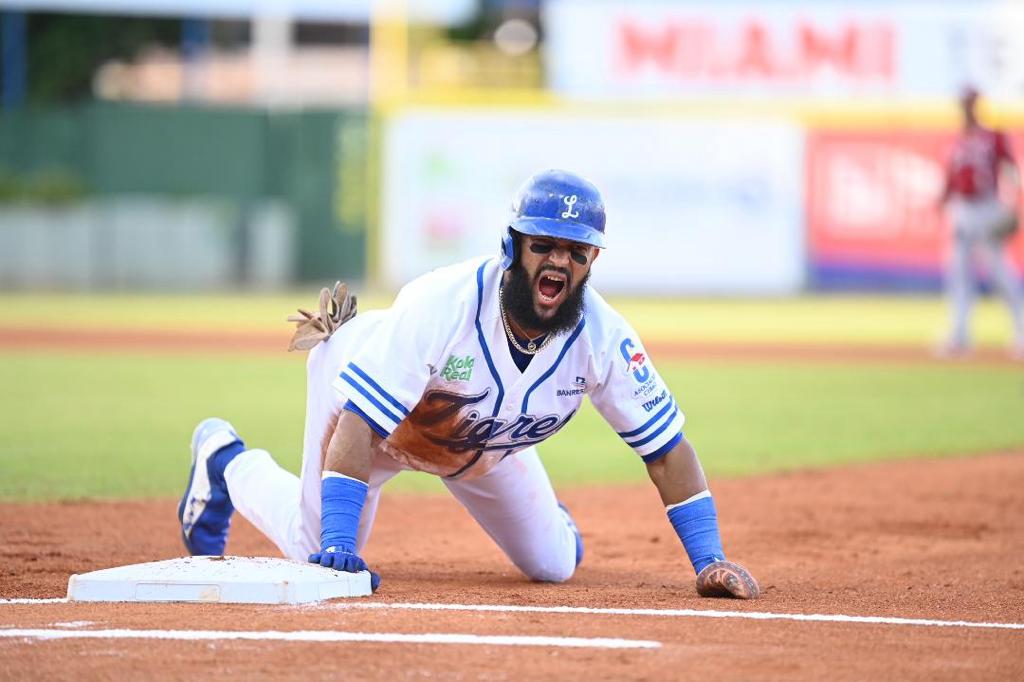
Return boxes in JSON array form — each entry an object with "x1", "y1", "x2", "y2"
[
  {"x1": 587, "y1": 331, "x2": 686, "y2": 462},
  {"x1": 334, "y1": 361, "x2": 411, "y2": 435}
]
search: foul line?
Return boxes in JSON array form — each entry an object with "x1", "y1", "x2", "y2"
[
  {"x1": 329, "y1": 602, "x2": 1024, "y2": 632},
  {"x1": 4, "y1": 598, "x2": 1022, "y2": 632},
  {"x1": 0, "y1": 628, "x2": 658, "y2": 649}
]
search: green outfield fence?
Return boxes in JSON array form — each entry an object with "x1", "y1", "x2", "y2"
[{"x1": 0, "y1": 102, "x2": 370, "y2": 282}]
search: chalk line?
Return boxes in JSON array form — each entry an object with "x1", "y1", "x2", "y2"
[
  {"x1": 4, "y1": 597, "x2": 1022, "y2": 631},
  {"x1": 329, "y1": 602, "x2": 1024, "y2": 631},
  {"x1": 0, "y1": 628, "x2": 658, "y2": 649}
]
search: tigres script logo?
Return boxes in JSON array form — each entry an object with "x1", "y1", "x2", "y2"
[{"x1": 412, "y1": 389, "x2": 574, "y2": 453}]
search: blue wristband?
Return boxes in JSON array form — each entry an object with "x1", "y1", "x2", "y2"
[
  {"x1": 320, "y1": 475, "x2": 368, "y2": 552},
  {"x1": 667, "y1": 495, "x2": 725, "y2": 575}
]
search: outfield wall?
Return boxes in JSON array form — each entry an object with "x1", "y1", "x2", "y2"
[
  {"x1": 377, "y1": 105, "x2": 1024, "y2": 294},
  {"x1": 381, "y1": 110, "x2": 805, "y2": 295},
  {"x1": 4, "y1": 103, "x2": 1024, "y2": 294},
  {"x1": 0, "y1": 198, "x2": 294, "y2": 290},
  {"x1": 807, "y1": 128, "x2": 1024, "y2": 290},
  {"x1": 0, "y1": 104, "x2": 369, "y2": 285}
]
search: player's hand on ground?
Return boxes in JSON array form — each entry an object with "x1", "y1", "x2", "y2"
[
  {"x1": 695, "y1": 560, "x2": 759, "y2": 599},
  {"x1": 309, "y1": 546, "x2": 381, "y2": 592}
]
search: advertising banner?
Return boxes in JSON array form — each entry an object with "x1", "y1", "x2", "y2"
[
  {"x1": 382, "y1": 110, "x2": 805, "y2": 294},
  {"x1": 544, "y1": 0, "x2": 1024, "y2": 101},
  {"x1": 806, "y1": 129, "x2": 1024, "y2": 290}
]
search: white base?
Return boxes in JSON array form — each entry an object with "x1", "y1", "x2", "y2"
[{"x1": 66, "y1": 556, "x2": 372, "y2": 604}]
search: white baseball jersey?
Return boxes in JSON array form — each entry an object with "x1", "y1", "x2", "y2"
[{"x1": 332, "y1": 256, "x2": 685, "y2": 480}]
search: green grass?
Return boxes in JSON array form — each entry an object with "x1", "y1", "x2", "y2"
[
  {"x1": 549, "y1": 363, "x2": 1024, "y2": 481},
  {"x1": 1, "y1": 353, "x2": 305, "y2": 500},
  {"x1": 2, "y1": 350, "x2": 1022, "y2": 501},
  {"x1": 2, "y1": 292, "x2": 1022, "y2": 501}
]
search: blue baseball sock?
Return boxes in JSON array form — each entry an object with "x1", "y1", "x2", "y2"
[
  {"x1": 667, "y1": 494, "x2": 725, "y2": 575},
  {"x1": 209, "y1": 440, "x2": 246, "y2": 492},
  {"x1": 187, "y1": 439, "x2": 246, "y2": 555}
]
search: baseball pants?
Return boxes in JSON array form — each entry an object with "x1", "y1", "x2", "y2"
[
  {"x1": 946, "y1": 196, "x2": 1024, "y2": 348},
  {"x1": 222, "y1": 316, "x2": 579, "y2": 583}
]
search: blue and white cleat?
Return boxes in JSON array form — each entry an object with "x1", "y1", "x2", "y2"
[
  {"x1": 178, "y1": 418, "x2": 244, "y2": 556},
  {"x1": 558, "y1": 502, "x2": 584, "y2": 568}
]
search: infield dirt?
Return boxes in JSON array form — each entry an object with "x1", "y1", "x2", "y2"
[
  {"x1": 3, "y1": 325, "x2": 1024, "y2": 365},
  {"x1": 1, "y1": 451, "x2": 1022, "y2": 680}
]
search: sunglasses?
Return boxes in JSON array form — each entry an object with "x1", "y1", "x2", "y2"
[{"x1": 528, "y1": 241, "x2": 590, "y2": 265}]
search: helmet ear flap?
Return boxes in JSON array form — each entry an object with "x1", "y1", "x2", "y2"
[{"x1": 500, "y1": 227, "x2": 519, "y2": 270}]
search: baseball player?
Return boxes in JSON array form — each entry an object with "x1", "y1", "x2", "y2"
[
  {"x1": 938, "y1": 86, "x2": 1024, "y2": 358},
  {"x1": 178, "y1": 169, "x2": 759, "y2": 598}
]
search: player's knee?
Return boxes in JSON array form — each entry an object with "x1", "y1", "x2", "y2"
[
  {"x1": 517, "y1": 547, "x2": 577, "y2": 584},
  {"x1": 526, "y1": 560, "x2": 576, "y2": 584},
  {"x1": 534, "y1": 565, "x2": 576, "y2": 584}
]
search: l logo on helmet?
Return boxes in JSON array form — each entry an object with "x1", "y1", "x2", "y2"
[{"x1": 561, "y1": 195, "x2": 579, "y2": 219}]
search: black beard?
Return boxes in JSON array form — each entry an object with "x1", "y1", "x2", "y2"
[{"x1": 503, "y1": 262, "x2": 589, "y2": 337}]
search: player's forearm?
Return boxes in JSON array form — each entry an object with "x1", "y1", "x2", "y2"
[
  {"x1": 312, "y1": 409, "x2": 378, "y2": 582},
  {"x1": 644, "y1": 436, "x2": 709, "y2": 505},
  {"x1": 647, "y1": 437, "x2": 728, "y2": 575},
  {"x1": 323, "y1": 409, "x2": 377, "y2": 482}
]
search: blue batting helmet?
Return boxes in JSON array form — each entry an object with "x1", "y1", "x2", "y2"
[{"x1": 500, "y1": 169, "x2": 606, "y2": 269}]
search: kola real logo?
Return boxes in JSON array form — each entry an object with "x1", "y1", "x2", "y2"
[{"x1": 441, "y1": 354, "x2": 475, "y2": 381}]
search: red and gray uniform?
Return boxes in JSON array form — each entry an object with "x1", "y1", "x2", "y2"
[
  {"x1": 945, "y1": 127, "x2": 1012, "y2": 200},
  {"x1": 942, "y1": 126, "x2": 1024, "y2": 349}
]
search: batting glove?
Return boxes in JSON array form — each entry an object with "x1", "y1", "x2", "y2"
[
  {"x1": 308, "y1": 546, "x2": 381, "y2": 592},
  {"x1": 695, "y1": 560, "x2": 759, "y2": 599}
]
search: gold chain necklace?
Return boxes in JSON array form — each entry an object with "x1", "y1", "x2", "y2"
[{"x1": 499, "y1": 287, "x2": 555, "y2": 355}]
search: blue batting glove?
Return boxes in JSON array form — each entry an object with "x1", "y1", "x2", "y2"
[{"x1": 308, "y1": 546, "x2": 381, "y2": 592}]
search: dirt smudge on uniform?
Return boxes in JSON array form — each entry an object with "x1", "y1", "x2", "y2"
[{"x1": 383, "y1": 389, "x2": 492, "y2": 478}]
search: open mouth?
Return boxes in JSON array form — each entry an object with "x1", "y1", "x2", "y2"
[{"x1": 537, "y1": 272, "x2": 568, "y2": 304}]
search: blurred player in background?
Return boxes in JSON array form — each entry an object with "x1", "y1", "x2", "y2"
[
  {"x1": 177, "y1": 169, "x2": 759, "y2": 599},
  {"x1": 937, "y1": 86, "x2": 1024, "y2": 358}
]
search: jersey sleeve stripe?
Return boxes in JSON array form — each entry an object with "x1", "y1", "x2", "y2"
[
  {"x1": 521, "y1": 317, "x2": 587, "y2": 413},
  {"x1": 624, "y1": 406, "x2": 680, "y2": 448},
  {"x1": 346, "y1": 362, "x2": 410, "y2": 416},
  {"x1": 640, "y1": 431, "x2": 683, "y2": 463},
  {"x1": 339, "y1": 371, "x2": 403, "y2": 427},
  {"x1": 616, "y1": 397, "x2": 676, "y2": 438},
  {"x1": 342, "y1": 400, "x2": 389, "y2": 438}
]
